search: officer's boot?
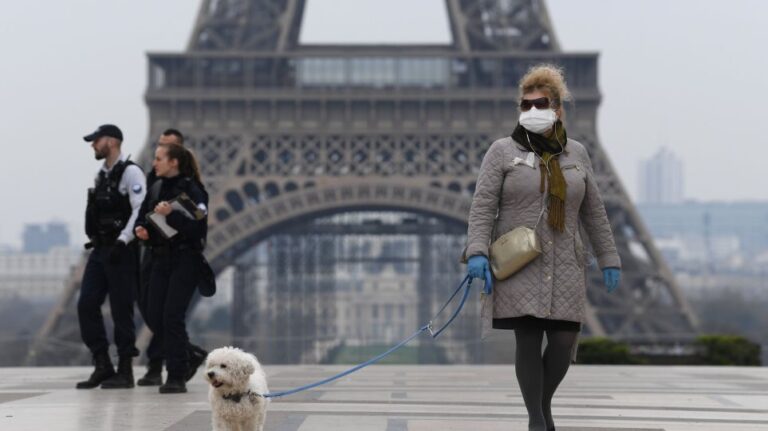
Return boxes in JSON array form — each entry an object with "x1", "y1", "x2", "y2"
[
  {"x1": 76, "y1": 351, "x2": 115, "y2": 389},
  {"x1": 137, "y1": 359, "x2": 163, "y2": 386},
  {"x1": 100, "y1": 356, "x2": 135, "y2": 389},
  {"x1": 159, "y1": 376, "x2": 187, "y2": 394}
]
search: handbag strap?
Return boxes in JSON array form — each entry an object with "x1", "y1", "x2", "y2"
[
  {"x1": 495, "y1": 140, "x2": 550, "y2": 238},
  {"x1": 533, "y1": 200, "x2": 547, "y2": 233}
]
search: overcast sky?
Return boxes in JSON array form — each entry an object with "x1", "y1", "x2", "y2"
[{"x1": 1, "y1": 0, "x2": 766, "y2": 247}]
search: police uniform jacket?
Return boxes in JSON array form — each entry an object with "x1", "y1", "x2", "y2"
[
  {"x1": 135, "y1": 175, "x2": 208, "y2": 250},
  {"x1": 87, "y1": 153, "x2": 146, "y2": 245}
]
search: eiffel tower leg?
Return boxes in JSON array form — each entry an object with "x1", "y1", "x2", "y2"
[
  {"x1": 578, "y1": 135, "x2": 699, "y2": 343},
  {"x1": 233, "y1": 257, "x2": 253, "y2": 354},
  {"x1": 25, "y1": 253, "x2": 88, "y2": 366},
  {"x1": 417, "y1": 233, "x2": 434, "y2": 363}
]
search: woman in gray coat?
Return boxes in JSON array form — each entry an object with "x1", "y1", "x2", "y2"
[{"x1": 465, "y1": 65, "x2": 621, "y2": 431}]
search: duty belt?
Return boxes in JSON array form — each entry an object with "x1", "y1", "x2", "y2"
[
  {"x1": 84, "y1": 236, "x2": 119, "y2": 249},
  {"x1": 149, "y1": 243, "x2": 196, "y2": 255}
]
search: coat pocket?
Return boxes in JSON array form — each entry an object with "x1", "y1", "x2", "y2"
[
  {"x1": 562, "y1": 163, "x2": 587, "y2": 199},
  {"x1": 574, "y1": 233, "x2": 596, "y2": 268},
  {"x1": 561, "y1": 163, "x2": 585, "y2": 178}
]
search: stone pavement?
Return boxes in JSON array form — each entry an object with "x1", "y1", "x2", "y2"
[{"x1": 0, "y1": 365, "x2": 767, "y2": 430}]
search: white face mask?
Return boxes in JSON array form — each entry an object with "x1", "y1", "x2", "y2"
[{"x1": 519, "y1": 107, "x2": 558, "y2": 134}]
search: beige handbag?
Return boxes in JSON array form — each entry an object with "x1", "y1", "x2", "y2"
[
  {"x1": 487, "y1": 200, "x2": 546, "y2": 280},
  {"x1": 489, "y1": 226, "x2": 542, "y2": 280},
  {"x1": 463, "y1": 144, "x2": 548, "y2": 279},
  {"x1": 461, "y1": 205, "x2": 545, "y2": 280}
]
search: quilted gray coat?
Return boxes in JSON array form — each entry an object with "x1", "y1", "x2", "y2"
[{"x1": 466, "y1": 136, "x2": 621, "y2": 328}]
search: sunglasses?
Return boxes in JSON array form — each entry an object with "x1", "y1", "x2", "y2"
[{"x1": 519, "y1": 97, "x2": 551, "y2": 112}]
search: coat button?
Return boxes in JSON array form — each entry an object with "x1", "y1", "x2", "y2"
[
  {"x1": 547, "y1": 241, "x2": 552, "y2": 246},
  {"x1": 545, "y1": 275, "x2": 551, "y2": 281}
]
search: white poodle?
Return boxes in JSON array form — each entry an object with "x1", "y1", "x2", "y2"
[{"x1": 204, "y1": 346, "x2": 269, "y2": 431}]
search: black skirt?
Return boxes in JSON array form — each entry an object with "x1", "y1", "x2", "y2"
[{"x1": 493, "y1": 315, "x2": 581, "y2": 332}]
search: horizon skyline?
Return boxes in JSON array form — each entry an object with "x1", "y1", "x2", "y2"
[{"x1": 4, "y1": 191, "x2": 768, "y2": 249}]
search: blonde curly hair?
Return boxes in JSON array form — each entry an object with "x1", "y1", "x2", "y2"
[{"x1": 518, "y1": 64, "x2": 572, "y2": 109}]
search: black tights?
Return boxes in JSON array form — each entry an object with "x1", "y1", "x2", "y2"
[{"x1": 514, "y1": 329, "x2": 578, "y2": 431}]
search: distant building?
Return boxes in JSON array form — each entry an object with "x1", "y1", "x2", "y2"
[
  {"x1": 0, "y1": 247, "x2": 81, "y2": 300},
  {"x1": 638, "y1": 147, "x2": 684, "y2": 204},
  {"x1": 22, "y1": 223, "x2": 70, "y2": 253},
  {"x1": 638, "y1": 201, "x2": 768, "y2": 265}
]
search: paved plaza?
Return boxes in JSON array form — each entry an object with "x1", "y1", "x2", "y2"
[{"x1": 0, "y1": 365, "x2": 767, "y2": 430}]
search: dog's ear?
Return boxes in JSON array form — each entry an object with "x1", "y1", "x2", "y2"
[
  {"x1": 231, "y1": 357, "x2": 255, "y2": 382},
  {"x1": 242, "y1": 361, "x2": 255, "y2": 377}
]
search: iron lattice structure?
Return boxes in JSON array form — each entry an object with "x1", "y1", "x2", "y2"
[{"x1": 29, "y1": 0, "x2": 697, "y2": 365}]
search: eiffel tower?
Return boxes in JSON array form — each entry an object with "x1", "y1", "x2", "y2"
[{"x1": 28, "y1": 0, "x2": 697, "y2": 365}]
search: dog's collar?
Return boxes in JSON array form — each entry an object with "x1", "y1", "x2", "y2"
[
  {"x1": 222, "y1": 390, "x2": 250, "y2": 403},
  {"x1": 221, "y1": 390, "x2": 263, "y2": 403}
]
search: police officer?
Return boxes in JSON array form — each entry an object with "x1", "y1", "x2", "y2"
[
  {"x1": 135, "y1": 129, "x2": 208, "y2": 387},
  {"x1": 135, "y1": 141, "x2": 208, "y2": 393},
  {"x1": 77, "y1": 124, "x2": 145, "y2": 389}
]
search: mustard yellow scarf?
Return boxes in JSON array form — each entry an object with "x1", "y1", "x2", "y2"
[{"x1": 511, "y1": 121, "x2": 568, "y2": 232}]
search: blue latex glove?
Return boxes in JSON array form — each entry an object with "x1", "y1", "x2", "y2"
[
  {"x1": 467, "y1": 255, "x2": 494, "y2": 295},
  {"x1": 602, "y1": 267, "x2": 621, "y2": 293}
]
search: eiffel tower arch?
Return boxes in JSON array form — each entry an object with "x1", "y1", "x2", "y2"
[{"x1": 29, "y1": 0, "x2": 697, "y2": 366}]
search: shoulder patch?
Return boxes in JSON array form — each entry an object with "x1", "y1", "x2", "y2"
[
  {"x1": 132, "y1": 184, "x2": 143, "y2": 194},
  {"x1": 197, "y1": 203, "x2": 208, "y2": 215}
]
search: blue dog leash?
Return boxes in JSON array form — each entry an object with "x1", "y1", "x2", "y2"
[{"x1": 261, "y1": 275, "x2": 474, "y2": 399}]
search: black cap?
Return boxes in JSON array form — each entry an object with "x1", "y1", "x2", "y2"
[{"x1": 83, "y1": 124, "x2": 123, "y2": 142}]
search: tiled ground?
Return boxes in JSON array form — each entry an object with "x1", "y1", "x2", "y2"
[{"x1": 0, "y1": 365, "x2": 767, "y2": 430}]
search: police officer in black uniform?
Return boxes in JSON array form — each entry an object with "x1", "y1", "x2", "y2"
[
  {"x1": 135, "y1": 129, "x2": 208, "y2": 387},
  {"x1": 135, "y1": 141, "x2": 208, "y2": 393},
  {"x1": 77, "y1": 124, "x2": 145, "y2": 389}
]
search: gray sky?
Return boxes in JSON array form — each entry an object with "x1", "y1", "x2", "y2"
[{"x1": 1, "y1": 0, "x2": 766, "y2": 247}]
